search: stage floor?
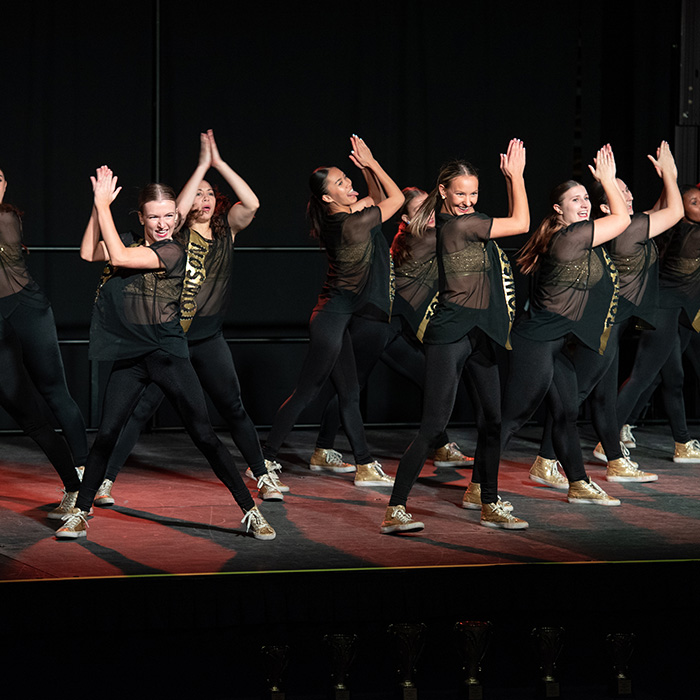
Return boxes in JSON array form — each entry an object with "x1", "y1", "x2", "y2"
[{"x1": 1, "y1": 424, "x2": 699, "y2": 580}]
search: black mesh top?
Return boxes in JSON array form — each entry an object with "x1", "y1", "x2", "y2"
[
  {"x1": 659, "y1": 219, "x2": 700, "y2": 330},
  {"x1": 514, "y1": 220, "x2": 619, "y2": 354},
  {"x1": 423, "y1": 212, "x2": 515, "y2": 349},
  {"x1": 0, "y1": 205, "x2": 50, "y2": 317},
  {"x1": 314, "y1": 205, "x2": 393, "y2": 321},
  {"x1": 391, "y1": 222, "x2": 439, "y2": 340},
  {"x1": 89, "y1": 235, "x2": 188, "y2": 361}
]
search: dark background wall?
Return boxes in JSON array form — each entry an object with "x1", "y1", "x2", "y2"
[{"x1": 1, "y1": 0, "x2": 696, "y2": 431}]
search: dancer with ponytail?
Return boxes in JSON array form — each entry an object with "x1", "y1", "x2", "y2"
[{"x1": 381, "y1": 139, "x2": 529, "y2": 534}]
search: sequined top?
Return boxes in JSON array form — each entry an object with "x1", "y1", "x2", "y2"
[
  {"x1": 659, "y1": 219, "x2": 700, "y2": 330},
  {"x1": 89, "y1": 235, "x2": 188, "y2": 360},
  {"x1": 314, "y1": 205, "x2": 392, "y2": 320},
  {"x1": 0, "y1": 206, "x2": 50, "y2": 319},
  {"x1": 391, "y1": 222, "x2": 439, "y2": 339},
  {"x1": 423, "y1": 212, "x2": 515, "y2": 348},
  {"x1": 515, "y1": 220, "x2": 619, "y2": 354},
  {"x1": 607, "y1": 213, "x2": 657, "y2": 326}
]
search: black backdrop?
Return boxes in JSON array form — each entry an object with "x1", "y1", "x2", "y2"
[{"x1": 0, "y1": 0, "x2": 691, "y2": 430}]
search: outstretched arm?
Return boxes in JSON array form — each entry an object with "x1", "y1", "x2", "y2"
[
  {"x1": 589, "y1": 145, "x2": 630, "y2": 246},
  {"x1": 207, "y1": 129, "x2": 260, "y2": 237},
  {"x1": 491, "y1": 139, "x2": 530, "y2": 238},
  {"x1": 176, "y1": 132, "x2": 213, "y2": 228},
  {"x1": 646, "y1": 141, "x2": 684, "y2": 238}
]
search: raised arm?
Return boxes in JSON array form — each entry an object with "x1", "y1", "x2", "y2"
[
  {"x1": 206, "y1": 129, "x2": 260, "y2": 237},
  {"x1": 589, "y1": 145, "x2": 630, "y2": 246},
  {"x1": 80, "y1": 206, "x2": 108, "y2": 262},
  {"x1": 490, "y1": 139, "x2": 530, "y2": 238},
  {"x1": 646, "y1": 141, "x2": 684, "y2": 238},
  {"x1": 347, "y1": 135, "x2": 404, "y2": 221},
  {"x1": 91, "y1": 167, "x2": 163, "y2": 269},
  {"x1": 176, "y1": 132, "x2": 213, "y2": 226}
]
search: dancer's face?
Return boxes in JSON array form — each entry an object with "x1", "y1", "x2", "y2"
[
  {"x1": 555, "y1": 185, "x2": 590, "y2": 225},
  {"x1": 0, "y1": 170, "x2": 6, "y2": 203},
  {"x1": 439, "y1": 175, "x2": 479, "y2": 216},
  {"x1": 617, "y1": 178, "x2": 634, "y2": 215},
  {"x1": 191, "y1": 180, "x2": 215, "y2": 223},
  {"x1": 683, "y1": 187, "x2": 700, "y2": 224},
  {"x1": 139, "y1": 199, "x2": 178, "y2": 245},
  {"x1": 322, "y1": 167, "x2": 359, "y2": 209}
]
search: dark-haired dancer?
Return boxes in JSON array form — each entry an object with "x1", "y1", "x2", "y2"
[
  {"x1": 501, "y1": 145, "x2": 629, "y2": 506},
  {"x1": 0, "y1": 168, "x2": 88, "y2": 515},
  {"x1": 56, "y1": 144, "x2": 274, "y2": 540},
  {"x1": 381, "y1": 139, "x2": 530, "y2": 534},
  {"x1": 89, "y1": 130, "x2": 286, "y2": 507},
  {"x1": 532, "y1": 142, "x2": 682, "y2": 483},
  {"x1": 262, "y1": 136, "x2": 404, "y2": 484}
]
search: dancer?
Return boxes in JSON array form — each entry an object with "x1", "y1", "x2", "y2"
[
  {"x1": 56, "y1": 150, "x2": 274, "y2": 540},
  {"x1": 500, "y1": 145, "x2": 629, "y2": 506},
  {"x1": 309, "y1": 187, "x2": 472, "y2": 473},
  {"x1": 261, "y1": 136, "x2": 404, "y2": 485},
  {"x1": 91, "y1": 130, "x2": 285, "y2": 508},
  {"x1": 381, "y1": 138, "x2": 529, "y2": 534},
  {"x1": 615, "y1": 181, "x2": 700, "y2": 461},
  {"x1": 532, "y1": 141, "x2": 682, "y2": 483},
  {"x1": 0, "y1": 168, "x2": 88, "y2": 491}
]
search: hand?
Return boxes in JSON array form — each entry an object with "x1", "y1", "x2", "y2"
[
  {"x1": 500, "y1": 138, "x2": 526, "y2": 179},
  {"x1": 647, "y1": 140, "x2": 677, "y2": 180},
  {"x1": 90, "y1": 166, "x2": 121, "y2": 207},
  {"x1": 198, "y1": 131, "x2": 212, "y2": 169},
  {"x1": 207, "y1": 129, "x2": 225, "y2": 169},
  {"x1": 588, "y1": 144, "x2": 617, "y2": 183},
  {"x1": 349, "y1": 134, "x2": 376, "y2": 170}
]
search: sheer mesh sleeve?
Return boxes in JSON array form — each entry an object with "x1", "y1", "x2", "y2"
[{"x1": 0, "y1": 209, "x2": 37, "y2": 298}]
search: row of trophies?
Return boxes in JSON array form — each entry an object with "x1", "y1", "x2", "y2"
[{"x1": 260, "y1": 623, "x2": 635, "y2": 699}]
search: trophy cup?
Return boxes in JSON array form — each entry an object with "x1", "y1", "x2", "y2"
[
  {"x1": 454, "y1": 621, "x2": 493, "y2": 699},
  {"x1": 388, "y1": 622, "x2": 427, "y2": 700},
  {"x1": 606, "y1": 632, "x2": 634, "y2": 697},
  {"x1": 531, "y1": 626, "x2": 564, "y2": 697},
  {"x1": 261, "y1": 644, "x2": 289, "y2": 700},
  {"x1": 324, "y1": 633, "x2": 358, "y2": 700}
]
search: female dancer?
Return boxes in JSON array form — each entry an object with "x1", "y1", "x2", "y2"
[
  {"x1": 0, "y1": 168, "x2": 88, "y2": 494},
  {"x1": 56, "y1": 151, "x2": 274, "y2": 540},
  {"x1": 89, "y1": 130, "x2": 285, "y2": 507},
  {"x1": 309, "y1": 187, "x2": 472, "y2": 473},
  {"x1": 500, "y1": 145, "x2": 629, "y2": 506},
  {"x1": 615, "y1": 182, "x2": 700, "y2": 461},
  {"x1": 381, "y1": 139, "x2": 529, "y2": 534},
  {"x1": 531, "y1": 142, "x2": 682, "y2": 484},
  {"x1": 261, "y1": 136, "x2": 404, "y2": 485}
]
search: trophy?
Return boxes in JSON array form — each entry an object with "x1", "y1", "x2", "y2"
[
  {"x1": 388, "y1": 622, "x2": 427, "y2": 700},
  {"x1": 454, "y1": 621, "x2": 493, "y2": 699},
  {"x1": 606, "y1": 632, "x2": 635, "y2": 697},
  {"x1": 261, "y1": 644, "x2": 289, "y2": 700},
  {"x1": 531, "y1": 626, "x2": 564, "y2": 697},
  {"x1": 324, "y1": 633, "x2": 358, "y2": 700}
]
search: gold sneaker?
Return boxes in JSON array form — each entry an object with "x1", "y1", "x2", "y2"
[
  {"x1": 606, "y1": 458, "x2": 658, "y2": 483},
  {"x1": 56, "y1": 508, "x2": 90, "y2": 539},
  {"x1": 433, "y1": 442, "x2": 474, "y2": 467},
  {"x1": 592, "y1": 442, "x2": 637, "y2": 466},
  {"x1": 673, "y1": 439, "x2": 700, "y2": 463},
  {"x1": 480, "y1": 502, "x2": 529, "y2": 530},
  {"x1": 257, "y1": 473, "x2": 284, "y2": 501},
  {"x1": 48, "y1": 490, "x2": 79, "y2": 520},
  {"x1": 355, "y1": 461, "x2": 394, "y2": 487},
  {"x1": 309, "y1": 448, "x2": 356, "y2": 473},
  {"x1": 567, "y1": 478, "x2": 621, "y2": 506},
  {"x1": 380, "y1": 505, "x2": 424, "y2": 534},
  {"x1": 529, "y1": 457, "x2": 569, "y2": 490},
  {"x1": 245, "y1": 461, "x2": 290, "y2": 492},
  {"x1": 94, "y1": 479, "x2": 115, "y2": 507},
  {"x1": 620, "y1": 424, "x2": 636, "y2": 448},
  {"x1": 241, "y1": 506, "x2": 276, "y2": 540},
  {"x1": 461, "y1": 482, "x2": 514, "y2": 512}
]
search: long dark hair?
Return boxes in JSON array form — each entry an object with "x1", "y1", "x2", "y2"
[
  {"x1": 408, "y1": 160, "x2": 478, "y2": 237},
  {"x1": 391, "y1": 187, "x2": 428, "y2": 268},
  {"x1": 517, "y1": 180, "x2": 582, "y2": 275},
  {"x1": 184, "y1": 184, "x2": 232, "y2": 239},
  {"x1": 307, "y1": 167, "x2": 332, "y2": 238}
]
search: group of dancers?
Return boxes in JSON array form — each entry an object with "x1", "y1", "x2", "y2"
[{"x1": 1, "y1": 130, "x2": 698, "y2": 541}]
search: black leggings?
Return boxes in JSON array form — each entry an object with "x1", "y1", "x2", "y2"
[
  {"x1": 539, "y1": 322, "x2": 626, "y2": 462},
  {"x1": 76, "y1": 350, "x2": 254, "y2": 513},
  {"x1": 0, "y1": 303, "x2": 87, "y2": 465},
  {"x1": 315, "y1": 316, "x2": 450, "y2": 450},
  {"x1": 263, "y1": 310, "x2": 374, "y2": 465},
  {"x1": 501, "y1": 333, "x2": 588, "y2": 483},
  {"x1": 0, "y1": 335, "x2": 80, "y2": 491},
  {"x1": 104, "y1": 334, "x2": 266, "y2": 481},
  {"x1": 390, "y1": 328, "x2": 501, "y2": 506},
  {"x1": 616, "y1": 307, "x2": 690, "y2": 442}
]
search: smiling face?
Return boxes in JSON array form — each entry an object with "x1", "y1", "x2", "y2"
[
  {"x1": 321, "y1": 167, "x2": 359, "y2": 210},
  {"x1": 0, "y1": 169, "x2": 7, "y2": 204},
  {"x1": 138, "y1": 199, "x2": 178, "y2": 245},
  {"x1": 191, "y1": 180, "x2": 215, "y2": 223},
  {"x1": 554, "y1": 184, "x2": 590, "y2": 225},
  {"x1": 439, "y1": 175, "x2": 479, "y2": 216},
  {"x1": 683, "y1": 187, "x2": 700, "y2": 224},
  {"x1": 617, "y1": 178, "x2": 634, "y2": 214}
]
